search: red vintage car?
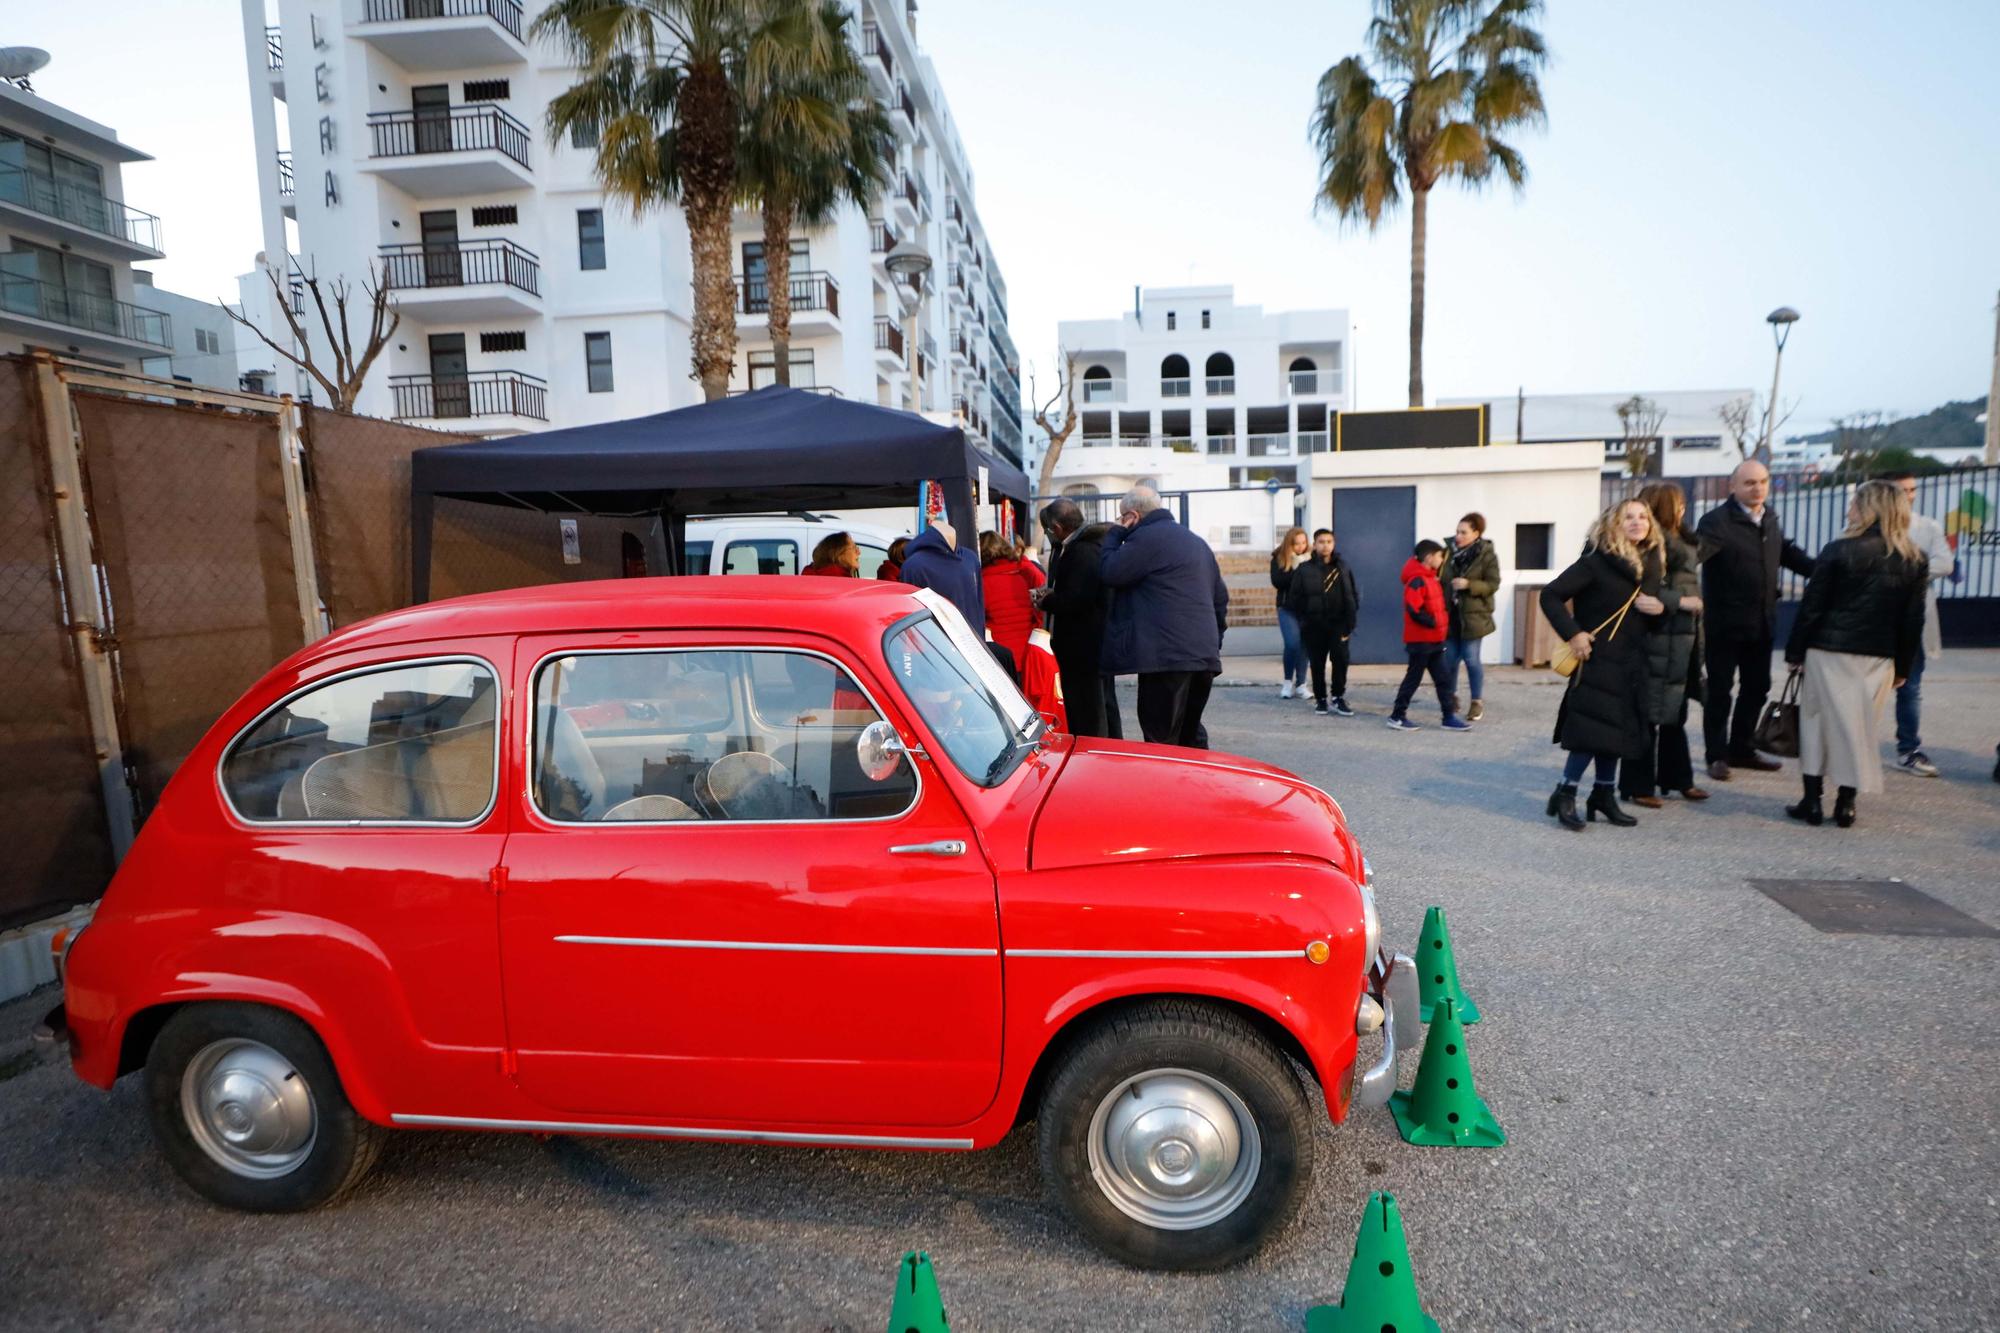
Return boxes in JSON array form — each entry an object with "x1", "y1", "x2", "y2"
[{"x1": 50, "y1": 578, "x2": 1416, "y2": 1270}]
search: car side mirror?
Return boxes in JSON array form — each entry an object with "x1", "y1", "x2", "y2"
[{"x1": 856, "y1": 719, "x2": 909, "y2": 783}]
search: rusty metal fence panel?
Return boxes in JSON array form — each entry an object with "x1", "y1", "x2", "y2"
[
  {"x1": 72, "y1": 391, "x2": 303, "y2": 813},
  {"x1": 0, "y1": 360, "x2": 115, "y2": 928}
]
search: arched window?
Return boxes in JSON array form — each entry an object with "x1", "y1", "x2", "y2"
[
  {"x1": 1204, "y1": 352, "x2": 1234, "y2": 377},
  {"x1": 1287, "y1": 356, "x2": 1316, "y2": 372},
  {"x1": 1083, "y1": 364, "x2": 1111, "y2": 381},
  {"x1": 1288, "y1": 355, "x2": 1320, "y2": 394},
  {"x1": 1081, "y1": 363, "x2": 1115, "y2": 404},
  {"x1": 1161, "y1": 354, "x2": 1189, "y2": 378}
]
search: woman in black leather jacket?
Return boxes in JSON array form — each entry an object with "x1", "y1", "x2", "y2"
[{"x1": 1782, "y1": 480, "x2": 1928, "y2": 827}]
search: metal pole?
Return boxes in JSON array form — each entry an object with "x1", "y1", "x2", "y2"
[
  {"x1": 1761, "y1": 337, "x2": 1785, "y2": 462},
  {"x1": 1985, "y1": 290, "x2": 1999, "y2": 466}
]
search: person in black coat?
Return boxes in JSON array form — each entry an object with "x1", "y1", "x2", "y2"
[
  {"x1": 1098, "y1": 485, "x2": 1229, "y2": 747},
  {"x1": 1285, "y1": 528, "x2": 1359, "y2": 715},
  {"x1": 1621, "y1": 484, "x2": 1709, "y2": 806},
  {"x1": 1036, "y1": 500, "x2": 1121, "y2": 739},
  {"x1": 1538, "y1": 499, "x2": 1667, "y2": 830},
  {"x1": 1695, "y1": 460, "x2": 1815, "y2": 780}
]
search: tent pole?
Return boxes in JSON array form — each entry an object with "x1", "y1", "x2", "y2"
[{"x1": 411, "y1": 490, "x2": 435, "y2": 603}]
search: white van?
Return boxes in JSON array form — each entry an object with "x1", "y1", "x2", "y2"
[{"x1": 676, "y1": 515, "x2": 908, "y2": 578}]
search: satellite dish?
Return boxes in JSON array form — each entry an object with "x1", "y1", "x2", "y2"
[{"x1": 0, "y1": 47, "x2": 51, "y2": 81}]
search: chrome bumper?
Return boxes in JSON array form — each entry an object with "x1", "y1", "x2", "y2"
[{"x1": 1355, "y1": 951, "x2": 1419, "y2": 1108}]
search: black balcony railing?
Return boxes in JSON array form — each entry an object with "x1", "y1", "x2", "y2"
[
  {"x1": 874, "y1": 316, "x2": 904, "y2": 361},
  {"x1": 861, "y1": 21, "x2": 894, "y2": 79},
  {"x1": 0, "y1": 272, "x2": 171, "y2": 348},
  {"x1": 265, "y1": 26, "x2": 283, "y2": 70},
  {"x1": 379, "y1": 238, "x2": 541, "y2": 295},
  {"x1": 275, "y1": 152, "x2": 295, "y2": 198},
  {"x1": 0, "y1": 168, "x2": 165, "y2": 252},
  {"x1": 899, "y1": 84, "x2": 916, "y2": 127},
  {"x1": 736, "y1": 269, "x2": 839, "y2": 319},
  {"x1": 368, "y1": 104, "x2": 531, "y2": 169},
  {"x1": 901, "y1": 174, "x2": 918, "y2": 211},
  {"x1": 390, "y1": 370, "x2": 547, "y2": 421},
  {"x1": 869, "y1": 218, "x2": 895, "y2": 254},
  {"x1": 363, "y1": 0, "x2": 526, "y2": 41}
]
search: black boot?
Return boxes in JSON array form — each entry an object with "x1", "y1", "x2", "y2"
[
  {"x1": 1786, "y1": 774, "x2": 1824, "y2": 826},
  {"x1": 1833, "y1": 786, "x2": 1857, "y2": 828},
  {"x1": 1586, "y1": 784, "x2": 1637, "y2": 826},
  {"x1": 1546, "y1": 783, "x2": 1585, "y2": 831}
]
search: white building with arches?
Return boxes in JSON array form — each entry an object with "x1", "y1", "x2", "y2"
[{"x1": 1051, "y1": 285, "x2": 1348, "y2": 550}]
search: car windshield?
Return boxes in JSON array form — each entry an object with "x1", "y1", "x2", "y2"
[{"x1": 887, "y1": 591, "x2": 1042, "y2": 785}]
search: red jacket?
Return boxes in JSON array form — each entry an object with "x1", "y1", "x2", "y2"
[
  {"x1": 981, "y1": 556, "x2": 1046, "y2": 665},
  {"x1": 802, "y1": 563, "x2": 855, "y2": 579},
  {"x1": 1401, "y1": 557, "x2": 1447, "y2": 644}
]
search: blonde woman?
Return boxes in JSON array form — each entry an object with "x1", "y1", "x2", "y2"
[
  {"x1": 1269, "y1": 526, "x2": 1311, "y2": 697},
  {"x1": 1536, "y1": 499, "x2": 1666, "y2": 830},
  {"x1": 1782, "y1": 480, "x2": 1928, "y2": 828}
]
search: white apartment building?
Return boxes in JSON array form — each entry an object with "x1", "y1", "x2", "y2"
[
  {"x1": 239, "y1": 0, "x2": 1020, "y2": 465},
  {"x1": 1051, "y1": 285, "x2": 1348, "y2": 548},
  {"x1": 0, "y1": 81, "x2": 172, "y2": 369},
  {"x1": 132, "y1": 272, "x2": 244, "y2": 391},
  {"x1": 1439, "y1": 388, "x2": 1757, "y2": 478}
]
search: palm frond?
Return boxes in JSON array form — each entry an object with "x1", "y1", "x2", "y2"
[{"x1": 1471, "y1": 60, "x2": 1545, "y2": 128}]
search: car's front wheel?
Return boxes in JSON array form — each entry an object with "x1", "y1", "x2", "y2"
[
  {"x1": 1037, "y1": 999, "x2": 1315, "y2": 1270},
  {"x1": 143, "y1": 1003, "x2": 384, "y2": 1212}
]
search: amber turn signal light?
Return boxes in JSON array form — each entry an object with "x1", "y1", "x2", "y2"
[{"x1": 1304, "y1": 939, "x2": 1331, "y2": 965}]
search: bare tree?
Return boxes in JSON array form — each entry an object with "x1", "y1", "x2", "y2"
[
  {"x1": 1029, "y1": 346, "x2": 1080, "y2": 503},
  {"x1": 1831, "y1": 410, "x2": 1897, "y2": 479},
  {"x1": 222, "y1": 261, "x2": 400, "y2": 412},
  {"x1": 1719, "y1": 391, "x2": 1798, "y2": 462},
  {"x1": 1616, "y1": 394, "x2": 1665, "y2": 479}
]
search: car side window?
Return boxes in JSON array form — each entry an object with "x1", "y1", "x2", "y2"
[
  {"x1": 723, "y1": 539, "x2": 797, "y2": 575},
  {"x1": 533, "y1": 650, "x2": 917, "y2": 823},
  {"x1": 221, "y1": 661, "x2": 498, "y2": 823}
]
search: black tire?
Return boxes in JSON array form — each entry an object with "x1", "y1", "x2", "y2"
[
  {"x1": 1036, "y1": 999, "x2": 1315, "y2": 1270},
  {"x1": 143, "y1": 1003, "x2": 385, "y2": 1212}
]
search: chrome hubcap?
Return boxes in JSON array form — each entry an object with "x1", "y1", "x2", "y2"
[
  {"x1": 180, "y1": 1038, "x2": 317, "y2": 1179},
  {"x1": 1086, "y1": 1068, "x2": 1260, "y2": 1231}
]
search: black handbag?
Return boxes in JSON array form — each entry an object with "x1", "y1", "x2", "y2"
[{"x1": 1754, "y1": 670, "x2": 1801, "y2": 758}]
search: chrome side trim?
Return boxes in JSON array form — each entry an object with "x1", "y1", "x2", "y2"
[
  {"x1": 392, "y1": 1113, "x2": 972, "y2": 1150},
  {"x1": 1005, "y1": 948, "x2": 1305, "y2": 960},
  {"x1": 1384, "y1": 950, "x2": 1421, "y2": 1052},
  {"x1": 554, "y1": 935, "x2": 997, "y2": 957}
]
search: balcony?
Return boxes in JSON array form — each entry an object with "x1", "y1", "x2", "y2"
[
  {"x1": 1205, "y1": 437, "x2": 1238, "y2": 456},
  {"x1": 898, "y1": 84, "x2": 917, "y2": 130},
  {"x1": 355, "y1": 0, "x2": 528, "y2": 69},
  {"x1": 1080, "y1": 377, "x2": 1124, "y2": 405},
  {"x1": 0, "y1": 168, "x2": 165, "y2": 260},
  {"x1": 861, "y1": 21, "x2": 895, "y2": 87},
  {"x1": 390, "y1": 370, "x2": 547, "y2": 429},
  {"x1": 889, "y1": 173, "x2": 919, "y2": 227},
  {"x1": 1206, "y1": 376, "x2": 1235, "y2": 396},
  {"x1": 265, "y1": 26, "x2": 285, "y2": 99},
  {"x1": 869, "y1": 218, "x2": 896, "y2": 256},
  {"x1": 1297, "y1": 431, "x2": 1331, "y2": 453},
  {"x1": 0, "y1": 272, "x2": 171, "y2": 356},
  {"x1": 1246, "y1": 434, "x2": 1291, "y2": 457},
  {"x1": 362, "y1": 105, "x2": 533, "y2": 196},
  {"x1": 873, "y1": 315, "x2": 904, "y2": 367},
  {"x1": 735, "y1": 269, "x2": 841, "y2": 333},
  {"x1": 275, "y1": 152, "x2": 296, "y2": 218},
  {"x1": 1159, "y1": 377, "x2": 1190, "y2": 398},
  {"x1": 1288, "y1": 369, "x2": 1342, "y2": 396},
  {"x1": 379, "y1": 238, "x2": 541, "y2": 319}
]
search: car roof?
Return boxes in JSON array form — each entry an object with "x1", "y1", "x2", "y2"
[{"x1": 305, "y1": 577, "x2": 924, "y2": 660}]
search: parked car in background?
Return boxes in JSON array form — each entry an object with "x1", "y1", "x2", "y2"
[
  {"x1": 46, "y1": 579, "x2": 1413, "y2": 1270},
  {"x1": 675, "y1": 516, "x2": 904, "y2": 578}
]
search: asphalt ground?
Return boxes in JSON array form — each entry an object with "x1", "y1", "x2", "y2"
[{"x1": 3, "y1": 653, "x2": 1996, "y2": 1331}]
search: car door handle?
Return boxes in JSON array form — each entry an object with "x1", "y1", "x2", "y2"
[{"x1": 889, "y1": 840, "x2": 967, "y2": 857}]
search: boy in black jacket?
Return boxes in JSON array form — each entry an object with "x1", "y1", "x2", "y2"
[{"x1": 1286, "y1": 529, "x2": 1360, "y2": 715}]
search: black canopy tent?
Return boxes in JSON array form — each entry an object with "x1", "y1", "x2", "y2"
[{"x1": 407, "y1": 385, "x2": 1029, "y2": 600}]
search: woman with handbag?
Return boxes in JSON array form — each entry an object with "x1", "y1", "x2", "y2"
[
  {"x1": 1782, "y1": 480, "x2": 1928, "y2": 828},
  {"x1": 1538, "y1": 499, "x2": 1666, "y2": 830},
  {"x1": 1621, "y1": 484, "x2": 1709, "y2": 807}
]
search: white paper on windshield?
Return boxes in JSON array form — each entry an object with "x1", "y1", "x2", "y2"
[{"x1": 909, "y1": 587, "x2": 1038, "y2": 733}]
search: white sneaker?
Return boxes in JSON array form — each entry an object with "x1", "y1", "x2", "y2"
[
  {"x1": 1279, "y1": 682, "x2": 1295, "y2": 699},
  {"x1": 1895, "y1": 751, "x2": 1939, "y2": 778}
]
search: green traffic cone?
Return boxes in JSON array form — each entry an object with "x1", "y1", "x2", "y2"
[
  {"x1": 1389, "y1": 996, "x2": 1504, "y2": 1148},
  {"x1": 1416, "y1": 905, "x2": 1480, "y2": 1024},
  {"x1": 1303, "y1": 1192, "x2": 1441, "y2": 1333},
  {"x1": 886, "y1": 1251, "x2": 950, "y2": 1333}
]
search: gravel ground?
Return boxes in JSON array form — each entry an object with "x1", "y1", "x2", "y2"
[{"x1": 2, "y1": 653, "x2": 1996, "y2": 1331}]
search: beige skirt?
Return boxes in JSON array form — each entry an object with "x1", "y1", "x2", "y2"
[{"x1": 1799, "y1": 648, "x2": 1894, "y2": 793}]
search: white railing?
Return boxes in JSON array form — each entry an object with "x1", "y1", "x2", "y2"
[
  {"x1": 1159, "y1": 377, "x2": 1190, "y2": 397},
  {"x1": 1081, "y1": 378, "x2": 1124, "y2": 404},
  {"x1": 1246, "y1": 434, "x2": 1291, "y2": 457},
  {"x1": 1296, "y1": 431, "x2": 1331, "y2": 452},
  {"x1": 1205, "y1": 376, "x2": 1234, "y2": 396},
  {"x1": 1205, "y1": 436, "x2": 1237, "y2": 456},
  {"x1": 1288, "y1": 370, "x2": 1342, "y2": 396}
]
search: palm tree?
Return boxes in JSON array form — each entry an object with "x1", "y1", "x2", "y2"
[
  {"x1": 737, "y1": 1, "x2": 895, "y2": 387},
  {"x1": 536, "y1": 0, "x2": 826, "y2": 401},
  {"x1": 1309, "y1": 0, "x2": 1547, "y2": 407}
]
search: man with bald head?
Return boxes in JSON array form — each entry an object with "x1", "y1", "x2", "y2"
[{"x1": 1695, "y1": 459, "x2": 1816, "y2": 780}]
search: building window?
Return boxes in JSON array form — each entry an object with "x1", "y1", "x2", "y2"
[
  {"x1": 462, "y1": 79, "x2": 511, "y2": 102},
  {"x1": 747, "y1": 348, "x2": 815, "y2": 389},
  {"x1": 1672, "y1": 435, "x2": 1721, "y2": 451},
  {"x1": 193, "y1": 328, "x2": 221, "y2": 354},
  {"x1": 577, "y1": 208, "x2": 606, "y2": 270},
  {"x1": 584, "y1": 331, "x2": 613, "y2": 392},
  {"x1": 480, "y1": 331, "x2": 527, "y2": 353},
  {"x1": 1167, "y1": 312, "x2": 1176, "y2": 331},
  {"x1": 1515, "y1": 523, "x2": 1554, "y2": 571},
  {"x1": 569, "y1": 118, "x2": 599, "y2": 149},
  {"x1": 1228, "y1": 525, "x2": 1251, "y2": 546},
  {"x1": 471, "y1": 204, "x2": 518, "y2": 227},
  {"x1": 1201, "y1": 309, "x2": 1211, "y2": 329}
]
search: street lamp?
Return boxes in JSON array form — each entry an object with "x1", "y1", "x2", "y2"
[
  {"x1": 1761, "y1": 305, "x2": 1800, "y2": 460},
  {"x1": 885, "y1": 240, "x2": 932, "y2": 413}
]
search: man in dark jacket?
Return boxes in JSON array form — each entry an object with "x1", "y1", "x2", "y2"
[
  {"x1": 1037, "y1": 500, "x2": 1121, "y2": 738},
  {"x1": 1286, "y1": 528, "x2": 1359, "y2": 716},
  {"x1": 1695, "y1": 460, "x2": 1815, "y2": 780},
  {"x1": 898, "y1": 519, "x2": 983, "y2": 632},
  {"x1": 1098, "y1": 485, "x2": 1229, "y2": 747}
]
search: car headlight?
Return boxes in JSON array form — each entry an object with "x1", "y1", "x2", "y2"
[{"x1": 1359, "y1": 878, "x2": 1380, "y2": 964}]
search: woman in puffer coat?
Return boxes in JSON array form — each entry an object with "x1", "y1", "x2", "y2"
[
  {"x1": 979, "y1": 528, "x2": 1045, "y2": 673},
  {"x1": 1620, "y1": 484, "x2": 1708, "y2": 807},
  {"x1": 1440, "y1": 512, "x2": 1502, "y2": 720},
  {"x1": 1538, "y1": 499, "x2": 1666, "y2": 830}
]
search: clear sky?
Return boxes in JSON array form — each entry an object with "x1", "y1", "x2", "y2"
[{"x1": 16, "y1": 1, "x2": 1998, "y2": 433}]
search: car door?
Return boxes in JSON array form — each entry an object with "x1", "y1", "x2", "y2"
[{"x1": 496, "y1": 631, "x2": 1004, "y2": 1129}]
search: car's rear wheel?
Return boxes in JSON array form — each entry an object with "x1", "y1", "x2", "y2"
[
  {"x1": 1036, "y1": 999, "x2": 1315, "y2": 1270},
  {"x1": 144, "y1": 1003, "x2": 383, "y2": 1212}
]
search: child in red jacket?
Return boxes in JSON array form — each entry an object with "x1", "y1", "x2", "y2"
[{"x1": 1389, "y1": 540, "x2": 1471, "y2": 731}]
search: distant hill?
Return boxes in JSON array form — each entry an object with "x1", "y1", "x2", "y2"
[{"x1": 1790, "y1": 396, "x2": 1988, "y2": 454}]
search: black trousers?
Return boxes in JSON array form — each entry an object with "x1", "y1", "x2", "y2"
[
  {"x1": 1623, "y1": 721, "x2": 1695, "y2": 797},
  {"x1": 1392, "y1": 643, "x2": 1452, "y2": 717},
  {"x1": 1102, "y1": 674, "x2": 1123, "y2": 740},
  {"x1": 1299, "y1": 624, "x2": 1351, "y2": 703},
  {"x1": 1058, "y1": 654, "x2": 1107, "y2": 738},
  {"x1": 1704, "y1": 632, "x2": 1772, "y2": 763},
  {"x1": 1135, "y1": 671, "x2": 1212, "y2": 748}
]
